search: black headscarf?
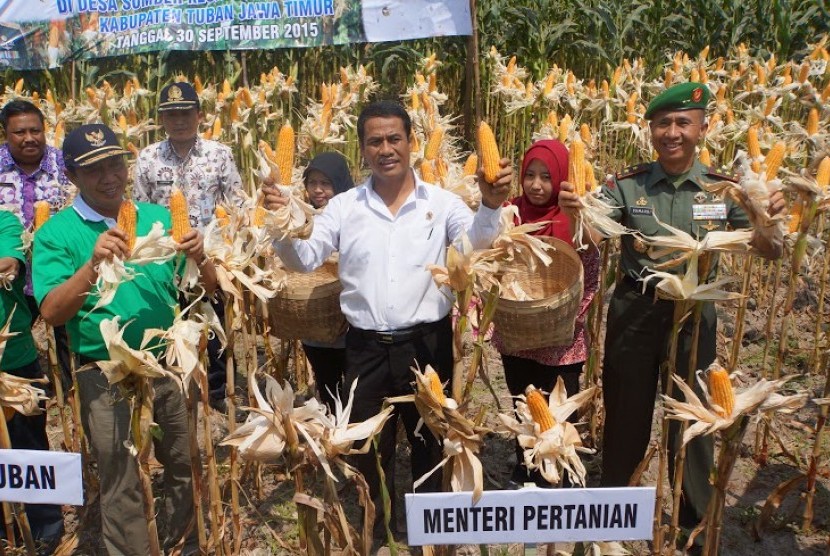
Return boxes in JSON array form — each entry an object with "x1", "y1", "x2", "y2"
[{"x1": 303, "y1": 152, "x2": 354, "y2": 196}]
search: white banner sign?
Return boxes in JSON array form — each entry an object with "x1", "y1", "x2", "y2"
[
  {"x1": 0, "y1": 449, "x2": 83, "y2": 506},
  {"x1": 406, "y1": 487, "x2": 656, "y2": 546}
]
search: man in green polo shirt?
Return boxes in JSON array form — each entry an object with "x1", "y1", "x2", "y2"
[
  {"x1": 559, "y1": 82, "x2": 785, "y2": 544},
  {"x1": 0, "y1": 209, "x2": 64, "y2": 550},
  {"x1": 32, "y1": 123, "x2": 217, "y2": 555}
]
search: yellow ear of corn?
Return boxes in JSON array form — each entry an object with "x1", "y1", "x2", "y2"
[
  {"x1": 764, "y1": 141, "x2": 787, "y2": 181},
  {"x1": 253, "y1": 203, "x2": 267, "y2": 227},
  {"x1": 117, "y1": 200, "x2": 137, "y2": 251},
  {"x1": 707, "y1": 366, "x2": 734, "y2": 418},
  {"x1": 428, "y1": 72, "x2": 437, "y2": 93},
  {"x1": 663, "y1": 68, "x2": 674, "y2": 88},
  {"x1": 420, "y1": 160, "x2": 436, "y2": 184},
  {"x1": 257, "y1": 140, "x2": 275, "y2": 165},
  {"x1": 339, "y1": 67, "x2": 349, "y2": 86},
  {"x1": 816, "y1": 156, "x2": 830, "y2": 191},
  {"x1": 477, "y1": 121, "x2": 501, "y2": 184},
  {"x1": 747, "y1": 125, "x2": 761, "y2": 172},
  {"x1": 569, "y1": 138, "x2": 587, "y2": 196},
  {"x1": 543, "y1": 71, "x2": 555, "y2": 95},
  {"x1": 435, "y1": 157, "x2": 448, "y2": 181},
  {"x1": 424, "y1": 127, "x2": 444, "y2": 161},
  {"x1": 699, "y1": 44, "x2": 710, "y2": 60},
  {"x1": 584, "y1": 164, "x2": 597, "y2": 192},
  {"x1": 798, "y1": 61, "x2": 810, "y2": 83},
  {"x1": 211, "y1": 116, "x2": 222, "y2": 140},
  {"x1": 425, "y1": 368, "x2": 446, "y2": 405},
  {"x1": 579, "y1": 123, "x2": 592, "y2": 146},
  {"x1": 690, "y1": 67, "x2": 700, "y2": 83},
  {"x1": 806, "y1": 108, "x2": 819, "y2": 136},
  {"x1": 33, "y1": 201, "x2": 50, "y2": 231},
  {"x1": 169, "y1": 187, "x2": 191, "y2": 242},
  {"x1": 276, "y1": 123, "x2": 295, "y2": 185},
  {"x1": 52, "y1": 121, "x2": 64, "y2": 148},
  {"x1": 222, "y1": 79, "x2": 232, "y2": 97},
  {"x1": 789, "y1": 198, "x2": 804, "y2": 234},
  {"x1": 525, "y1": 386, "x2": 555, "y2": 432},
  {"x1": 558, "y1": 114, "x2": 572, "y2": 142},
  {"x1": 699, "y1": 147, "x2": 712, "y2": 167},
  {"x1": 763, "y1": 96, "x2": 777, "y2": 117},
  {"x1": 215, "y1": 206, "x2": 230, "y2": 227},
  {"x1": 463, "y1": 153, "x2": 478, "y2": 177}
]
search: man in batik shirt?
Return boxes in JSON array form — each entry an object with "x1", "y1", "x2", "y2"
[
  {"x1": 0, "y1": 99, "x2": 72, "y2": 381},
  {"x1": 133, "y1": 82, "x2": 243, "y2": 412}
]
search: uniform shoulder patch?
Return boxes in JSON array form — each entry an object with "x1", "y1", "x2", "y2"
[
  {"x1": 615, "y1": 164, "x2": 649, "y2": 180},
  {"x1": 706, "y1": 166, "x2": 740, "y2": 183}
]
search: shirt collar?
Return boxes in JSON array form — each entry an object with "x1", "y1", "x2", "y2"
[
  {"x1": 72, "y1": 194, "x2": 136, "y2": 228},
  {"x1": 360, "y1": 169, "x2": 430, "y2": 200},
  {"x1": 162, "y1": 136, "x2": 202, "y2": 160}
]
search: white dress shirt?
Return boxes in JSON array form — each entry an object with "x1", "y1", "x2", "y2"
[{"x1": 275, "y1": 173, "x2": 502, "y2": 331}]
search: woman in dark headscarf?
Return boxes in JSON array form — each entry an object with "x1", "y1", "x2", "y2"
[
  {"x1": 492, "y1": 139, "x2": 600, "y2": 487},
  {"x1": 300, "y1": 152, "x2": 354, "y2": 411}
]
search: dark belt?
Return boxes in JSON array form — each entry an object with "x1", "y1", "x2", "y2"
[{"x1": 350, "y1": 317, "x2": 448, "y2": 345}]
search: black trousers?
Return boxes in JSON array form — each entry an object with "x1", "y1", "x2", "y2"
[
  {"x1": 3, "y1": 360, "x2": 64, "y2": 541},
  {"x1": 345, "y1": 316, "x2": 452, "y2": 534},
  {"x1": 601, "y1": 278, "x2": 715, "y2": 528},
  {"x1": 501, "y1": 354, "x2": 582, "y2": 485},
  {"x1": 206, "y1": 296, "x2": 227, "y2": 401},
  {"x1": 301, "y1": 344, "x2": 346, "y2": 412}
]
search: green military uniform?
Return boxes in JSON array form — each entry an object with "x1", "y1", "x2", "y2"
[{"x1": 599, "y1": 159, "x2": 748, "y2": 529}]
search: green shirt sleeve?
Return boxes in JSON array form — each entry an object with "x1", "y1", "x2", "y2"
[
  {"x1": 0, "y1": 211, "x2": 36, "y2": 370},
  {"x1": 32, "y1": 213, "x2": 83, "y2": 306},
  {"x1": 0, "y1": 211, "x2": 26, "y2": 263}
]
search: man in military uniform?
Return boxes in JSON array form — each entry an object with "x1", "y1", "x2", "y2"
[{"x1": 559, "y1": 82, "x2": 785, "y2": 543}]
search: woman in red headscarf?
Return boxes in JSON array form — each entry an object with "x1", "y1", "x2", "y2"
[{"x1": 492, "y1": 139, "x2": 600, "y2": 487}]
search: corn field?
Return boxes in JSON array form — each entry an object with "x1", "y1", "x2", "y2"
[{"x1": 1, "y1": 1, "x2": 830, "y2": 553}]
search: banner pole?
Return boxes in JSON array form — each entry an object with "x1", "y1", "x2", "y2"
[{"x1": 464, "y1": 0, "x2": 481, "y2": 143}]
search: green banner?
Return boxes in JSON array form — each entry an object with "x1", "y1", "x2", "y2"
[{"x1": 0, "y1": 1, "x2": 471, "y2": 70}]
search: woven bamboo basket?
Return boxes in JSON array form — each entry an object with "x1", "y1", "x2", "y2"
[
  {"x1": 269, "y1": 259, "x2": 347, "y2": 343},
  {"x1": 490, "y1": 237, "x2": 584, "y2": 351}
]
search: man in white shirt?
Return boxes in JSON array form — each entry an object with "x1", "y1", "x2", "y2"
[{"x1": 265, "y1": 100, "x2": 512, "y2": 540}]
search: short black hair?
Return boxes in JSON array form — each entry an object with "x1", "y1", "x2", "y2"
[
  {"x1": 0, "y1": 100, "x2": 45, "y2": 130},
  {"x1": 356, "y1": 100, "x2": 411, "y2": 145}
]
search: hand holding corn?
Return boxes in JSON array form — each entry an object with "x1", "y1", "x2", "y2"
[
  {"x1": 557, "y1": 181, "x2": 584, "y2": 217},
  {"x1": 91, "y1": 228, "x2": 130, "y2": 267},
  {"x1": 0, "y1": 257, "x2": 19, "y2": 282},
  {"x1": 175, "y1": 228, "x2": 207, "y2": 264},
  {"x1": 262, "y1": 183, "x2": 290, "y2": 211},
  {"x1": 477, "y1": 157, "x2": 513, "y2": 210}
]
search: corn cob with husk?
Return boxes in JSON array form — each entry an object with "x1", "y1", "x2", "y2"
[
  {"x1": 477, "y1": 121, "x2": 500, "y2": 183},
  {"x1": 33, "y1": 201, "x2": 50, "y2": 231},
  {"x1": 525, "y1": 386, "x2": 554, "y2": 432},
  {"x1": 275, "y1": 123, "x2": 295, "y2": 185},
  {"x1": 707, "y1": 366, "x2": 735, "y2": 418},
  {"x1": 568, "y1": 138, "x2": 587, "y2": 196},
  {"x1": 169, "y1": 187, "x2": 191, "y2": 242},
  {"x1": 118, "y1": 200, "x2": 137, "y2": 251}
]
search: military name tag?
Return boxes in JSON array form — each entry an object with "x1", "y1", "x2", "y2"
[
  {"x1": 630, "y1": 207, "x2": 653, "y2": 216},
  {"x1": 692, "y1": 203, "x2": 727, "y2": 220}
]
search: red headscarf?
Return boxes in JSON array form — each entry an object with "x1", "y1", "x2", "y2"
[{"x1": 511, "y1": 139, "x2": 572, "y2": 244}]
